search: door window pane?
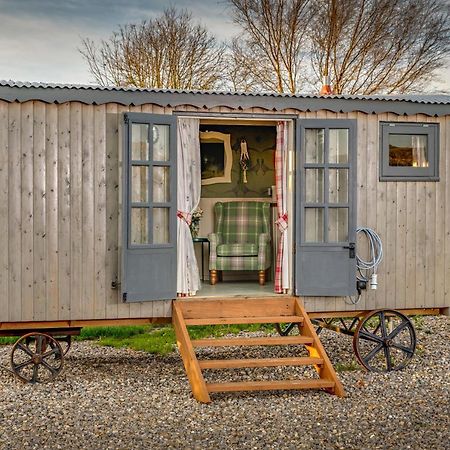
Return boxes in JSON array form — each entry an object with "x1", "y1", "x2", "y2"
[
  {"x1": 328, "y1": 208, "x2": 348, "y2": 242},
  {"x1": 329, "y1": 129, "x2": 349, "y2": 163},
  {"x1": 153, "y1": 125, "x2": 170, "y2": 161},
  {"x1": 131, "y1": 124, "x2": 149, "y2": 161},
  {"x1": 305, "y1": 168, "x2": 324, "y2": 203},
  {"x1": 131, "y1": 208, "x2": 149, "y2": 244},
  {"x1": 305, "y1": 129, "x2": 324, "y2": 163},
  {"x1": 131, "y1": 166, "x2": 148, "y2": 203},
  {"x1": 305, "y1": 208, "x2": 324, "y2": 242},
  {"x1": 329, "y1": 169, "x2": 348, "y2": 203},
  {"x1": 388, "y1": 134, "x2": 429, "y2": 167},
  {"x1": 153, "y1": 208, "x2": 169, "y2": 244},
  {"x1": 153, "y1": 167, "x2": 170, "y2": 203}
]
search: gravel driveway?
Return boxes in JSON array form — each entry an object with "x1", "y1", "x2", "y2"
[{"x1": 0, "y1": 316, "x2": 449, "y2": 450}]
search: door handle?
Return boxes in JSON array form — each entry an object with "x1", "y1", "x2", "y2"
[{"x1": 343, "y1": 242, "x2": 356, "y2": 258}]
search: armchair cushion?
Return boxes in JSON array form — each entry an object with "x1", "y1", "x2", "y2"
[{"x1": 217, "y1": 243, "x2": 258, "y2": 257}]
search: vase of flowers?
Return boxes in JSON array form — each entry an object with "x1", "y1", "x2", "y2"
[{"x1": 190, "y1": 207, "x2": 203, "y2": 238}]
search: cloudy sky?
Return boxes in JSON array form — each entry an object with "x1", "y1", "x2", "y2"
[{"x1": 0, "y1": 0, "x2": 449, "y2": 92}]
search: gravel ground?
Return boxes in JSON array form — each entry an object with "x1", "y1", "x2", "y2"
[{"x1": 0, "y1": 316, "x2": 449, "y2": 450}]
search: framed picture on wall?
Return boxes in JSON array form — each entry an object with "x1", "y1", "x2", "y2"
[{"x1": 200, "y1": 131, "x2": 233, "y2": 185}]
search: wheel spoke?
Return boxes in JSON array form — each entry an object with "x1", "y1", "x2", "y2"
[
  {"x1": 391, "y1": 343, "x2": 414, "y2": 355},
  {"x1": 36, "y1": 336, "x2": 43, "y2": 354},
  {"x1": 42, "y1": 347, "x2": 60, "y2": 359},
  {"x1": 384, "y1": 346, "x2": 392, "y2": 371},
  {"x1": 13, "y1": 359, "x2": 34, "y2": 371},
  {"x1": 387, "y1": 320, "x2": 409, "y2": 340},
  {"x1": 363, "y1": 343, "x2": 384, "y2": 363},
  {"x1": 358, "y1": 329, "x2": 384, "y2": 344},
  {"x1": 32, "y1": 364, "x2": 39, "y2": 383},
  {"x1": 379, "y1": 311, "x2": 388, "y2": 338},
  {"x1": 16, "y1": 342, "x2": 35, "y2": 357},
  {"x1": 41, "y1": 360, "x2": 58, "y2": 375}
]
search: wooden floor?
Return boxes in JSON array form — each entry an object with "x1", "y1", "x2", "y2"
[
  {"x1": 172, "y1": 296, "x2": 344, "y2": 403},
  {"x1": 195, "y1": 281, "x2": 277, "y2": 298}
]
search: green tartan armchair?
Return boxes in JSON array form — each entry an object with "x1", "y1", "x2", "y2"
[{"x1": 208, "y1": 201, "x2": 271, "y2": 285}]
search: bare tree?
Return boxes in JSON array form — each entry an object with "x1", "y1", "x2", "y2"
[
  {"x1": 309, "y1": 0, "x2": 450, "y2": 94},
  {"x1": 80, "y1": 8, "x2": 225, "y2": 90},
  {"x1": 226, "y1": 0, "x2": 312, "y2": 93}
]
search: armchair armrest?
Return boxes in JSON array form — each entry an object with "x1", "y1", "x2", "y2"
[
  {"x1": 257, "y1": 233, "x2": 271, "y2": 270},
  {"x1": 208, "y1": 232, "x2": 223, "y2": 270}
]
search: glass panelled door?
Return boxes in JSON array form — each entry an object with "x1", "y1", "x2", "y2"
[
  {"x1": 122, "y1": 113, "x2": 177, "y2": 302},
  {"x1": 296, "y1": 120, "x2": 357, "y2": 296}
]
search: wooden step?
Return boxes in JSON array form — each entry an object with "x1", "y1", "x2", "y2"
[
  {"x1": 184, "y1": 315, "x2": 304, "y2": 326},
  {"x1": 199, "y1": 356, "x2": 324, "y2": 369},
  {"x1": 192, "y1": 335, "x2": 314, "y2": 348},
  {"x1": 176, "y1": 297, "x2": 297, "y2": 319},
  {"x1": 206, "y1": 379, "x2": 335, "y2": 393}
]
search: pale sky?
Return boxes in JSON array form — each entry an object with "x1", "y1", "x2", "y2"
[{"x1": 0, "y1": 0, "x2": 449, "y2": 92}]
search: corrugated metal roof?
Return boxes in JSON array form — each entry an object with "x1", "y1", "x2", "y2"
[
  {"x1": 1, "y1": 80, "x2": 449, "y2": 116},
  {"x1": 1, "y1": 80, "x2": 449, "y2": 104}
]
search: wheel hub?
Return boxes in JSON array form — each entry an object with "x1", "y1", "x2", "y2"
[{"x1": 32, "y1": 354, "x2": 43, "y2": 364}]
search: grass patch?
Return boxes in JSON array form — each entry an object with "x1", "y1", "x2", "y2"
[
  {"x1": 335, "y1": 361, "x2": 361, "y2": 372},
  {"x1": 0, "y1": 336, "x2": 19, "y2": 345},
  {"x1": 0, "y1": 323, "x2": 276, "y2": 355},
  {"x1": 83, "y1": 323, "x2": 275, "y2": 355}
]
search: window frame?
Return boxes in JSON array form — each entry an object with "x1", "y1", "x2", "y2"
[{"x1": 379, "y1": 122, "x2": 439, "y2": 181}]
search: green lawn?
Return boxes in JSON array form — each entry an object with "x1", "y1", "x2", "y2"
[{"x1": 0, "y1": 323, "x2": 275, "y2": 355}]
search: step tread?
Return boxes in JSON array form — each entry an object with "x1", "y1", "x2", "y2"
[
  {"x1": 206, "y1": 379, "x2": 335, "y2": 393},
  {"x1": 185, "y1": 315, "x2": 304, "y2": 326},
  {"x1": 199, "y1": 356, "x2": 324, "y2": 369},
  {"x1": 192, "y1": 335, "x2": 314, "y2": 348}
]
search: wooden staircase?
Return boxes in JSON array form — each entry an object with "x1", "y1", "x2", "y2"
[{"x1": 172, "y1": 296, "x2": 344, "y2": 403}]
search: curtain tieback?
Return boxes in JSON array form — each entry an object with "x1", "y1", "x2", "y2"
[
  {"x1": 177, "y1": 210, "x2": 192, "y2": 226},
  {"x1": 276, "y1": 213, "x2": 288, "y2": 232}
]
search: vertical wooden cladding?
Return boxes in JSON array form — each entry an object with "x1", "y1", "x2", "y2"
[
  {"x1": 0, "y1": 100, "x2": 142, "y2": 323},
  {"x1": 0, "y1": 100, "x2": 449, "y2": 323},
  {"x1": 304, "y1": 111, "x2": 450, "y2": 313}
]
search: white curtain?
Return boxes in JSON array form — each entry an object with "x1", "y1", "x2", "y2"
[
  {"x1": 412, "y1": 135, "x2": 428, "y2": 167},
  {"x1": 177, "y1": 118, "x2": 201, "y2": 295}
]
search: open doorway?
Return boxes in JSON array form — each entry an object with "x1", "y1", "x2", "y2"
[{"x1": 191, "y1": 119, "x2": 287, "y2": 298}]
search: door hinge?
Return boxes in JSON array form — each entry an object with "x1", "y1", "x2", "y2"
[{"x1": 122, "y1": 292, "x2": 127, "y2": 302}]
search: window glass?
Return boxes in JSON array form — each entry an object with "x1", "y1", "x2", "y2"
[
  {"x1": 131, "y1": 124, "x2": 149, "y2": 160},
  {"x1": 305, "y1": 208, "x2": 324, "y2": 242},
  {"x1": 389, "y1": 134, "x2": 429, "y2": 167},
  {"x1": 328, "y1": 208, "x2": 348, "y2": 242},
  {"x1": 131, "y1": 166, "x2": 148, "y2": 203},
  {"x1": 329, "y1": 169, "x2": 348, "y2": 203},
  {"x1": 131, "y1": 208, "x2": 149, "y2": 244},
  {"x1": 153, "y1": 167, "x2": 170, "y2": 203},
  {"x1": 153, "y1": 208, "x2": 169, "y2": 244},
  {"x1": 305, "y1": 129, "x2": 324, "y2": 163},
  {"x1": 305, "y1": 168, "x2": 324, "y2": 203},
  {"x1": 329, "y1": 129, "x2": 348, "y2": 163},
  {"x1": 153, "y1": 125, "x2": 170, "y2": 161}
]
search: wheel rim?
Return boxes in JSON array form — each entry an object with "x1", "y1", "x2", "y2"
[
  {"x1": 353, "y1": 309, "x2": 416, "y2": 372},
  {"x1": 10, "y1": 333, "x2": 64, "y2": 383}
]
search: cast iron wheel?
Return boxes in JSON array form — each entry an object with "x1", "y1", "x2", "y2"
[
  {"x1": 353, "y1": 309, "x2": 416, "y2": 372},
  {"x1": 275, "y1": 323, "x2": 297, "y2": 336},
  {"x1": 10, "y1": 333, "x2": 64, "y2": 383}
]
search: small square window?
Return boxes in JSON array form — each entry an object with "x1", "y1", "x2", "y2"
[{"x1": 380, "y1": 122, "x2": 439, "y2": 181}]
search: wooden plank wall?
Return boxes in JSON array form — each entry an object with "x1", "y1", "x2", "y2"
[{"x1": 0, "y1": 100, "x2": 448, "y2": 323}]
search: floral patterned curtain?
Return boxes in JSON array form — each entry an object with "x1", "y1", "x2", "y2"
[{"x1": 177, "y1": 118, "x2": 201, "y2": 295}]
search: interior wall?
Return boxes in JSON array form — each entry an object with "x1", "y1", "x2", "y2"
[{"x1": 199, "y1": 125, "x2": 276, "y2": 198}]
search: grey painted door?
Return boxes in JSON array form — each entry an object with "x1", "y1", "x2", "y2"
[
  {"x1": 121, "y1": 113, "x2": 177, "y2": 302},
  {"x1": 296, "y1": 120, "x2": 357, "y2": 296}
]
